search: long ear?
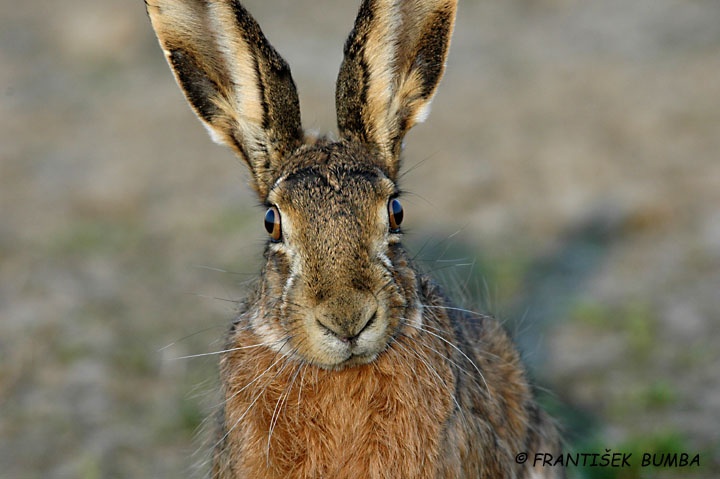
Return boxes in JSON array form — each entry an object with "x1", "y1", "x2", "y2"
[
  {"x1": 147, "y1": 0, "x2": 303, "y2": 198},
  {"x1": 336, "y1": 0, "x2": 457, "y2": 180}
]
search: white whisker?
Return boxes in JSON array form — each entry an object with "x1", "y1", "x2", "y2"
[
  {"x1": 187, "y1": 292, "x2": 239, "y2": 304},
  {"x1": 266, "y1": 360, "x2": 302, "y2": 466},
  {"x1": 168, "y1": 339, "x2": 286, "y2": 361},
  {"x1": 406, "y1": 321, "x2": 490, "y2": 395},
  {"x1": 392, "y1": 338, "x2": 464, "y2": 417},
  {"x1": 422, "y1": 304, "x2": 485, "y2": 318},
  {"x1": 213, "y1": 342, "x2": 296, "y2": 455}
]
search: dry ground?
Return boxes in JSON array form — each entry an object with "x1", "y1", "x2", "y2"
[{"x1": 1, "y1": 0, "x2": 719, "y2": 477}]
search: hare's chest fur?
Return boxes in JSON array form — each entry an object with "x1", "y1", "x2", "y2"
[{"x1": 217, "y1": 328, "x2": 456, "y2": 479}]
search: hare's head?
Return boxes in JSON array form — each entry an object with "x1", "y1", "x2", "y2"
[{"x1": 148, "y1": 0, "x2": 457, "y2": 368}]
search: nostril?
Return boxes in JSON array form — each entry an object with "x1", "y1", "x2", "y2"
[
  {"x1": 316, "y1": 309, "x2": 377, "y2": 344},
  {"x1": 316, "y1": 319, "x2": 351, "y2": 343},
  {"x1": 360, "y1": 310, "x2": 377, "y2": 335},
  {"x1": 347, "y1": 308, "x2": 377, "y2": 342}
]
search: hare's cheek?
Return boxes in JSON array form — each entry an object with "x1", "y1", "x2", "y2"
[
  {"x1": 352, "y1": 317, "x2": 389, "y2": 356},
  {"x1": 247, "y1": 309, "x2": 289, "y2": 352}
]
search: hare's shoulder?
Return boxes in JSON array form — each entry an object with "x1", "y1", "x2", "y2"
[{"x1": 418, "y1": 273, "x2": 521, "y2": 367}]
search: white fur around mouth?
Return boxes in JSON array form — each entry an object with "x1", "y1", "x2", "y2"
[{"x1": 313, "y1": 319, "x2": 389, "y2": 367}]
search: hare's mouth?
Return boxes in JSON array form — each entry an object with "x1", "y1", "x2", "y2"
[{"x1": 303, "y1": 312, "x2": 391, "y2": 369}]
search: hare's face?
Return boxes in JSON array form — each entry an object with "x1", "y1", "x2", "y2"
[
  {"x1": 257, "y1": 141, "x2": 418, "y2": 369},
  {"x1": 148, "y1": 0, "x2": 455, "y2": 366}
]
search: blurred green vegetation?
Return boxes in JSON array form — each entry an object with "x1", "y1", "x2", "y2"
[{"x1": 412, "y1": 231, "x2": 719, "y2": 478}]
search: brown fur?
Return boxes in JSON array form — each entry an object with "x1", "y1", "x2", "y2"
[
  {"x1": 215, "y1": 299, "x2": 454, "y2": 478},
  {"x1": 213, "y1": 272, "x2": 561, "y2": 478},
  {"x1": 147, "y1": 1, "x2": 563, "y2": 478}
]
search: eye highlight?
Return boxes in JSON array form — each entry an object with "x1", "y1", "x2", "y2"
[
  {"x1": 264, "y1": 206, "x2": 282, "y2": 241},
  {"x1": 388, "y1": 198, "x2": 404, "y2": 232}
]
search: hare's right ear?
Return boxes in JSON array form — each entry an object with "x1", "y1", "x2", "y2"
[
  {"x1": 336, "y1": 0, "x2": 457, "y2": 180},
  {"x1": 147, "y1": 0, "x2": 303, "y2": 199}
]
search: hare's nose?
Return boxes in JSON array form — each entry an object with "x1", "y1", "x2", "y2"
[{"x1": 316, "y1": 297, "x2": 378, "y2": 343}]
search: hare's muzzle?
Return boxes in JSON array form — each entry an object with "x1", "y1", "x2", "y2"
[
  {"x1": 314, "y1": 292, "x2": 378, "y2": 343},
  {"x1": 308, "y1": 291, "x2": 390, "y2": 367}
]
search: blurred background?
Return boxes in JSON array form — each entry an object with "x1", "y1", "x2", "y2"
[{"x1": 1, "y1": 0, "x2": 718, "y2": 477}]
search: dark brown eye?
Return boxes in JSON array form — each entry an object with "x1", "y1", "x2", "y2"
[
  {"x1": 388, "y1": 198, "x2": 403, "y2": 232},
  {"x1": 264, "y1": 206, "x2": 282, "y2": 241}
]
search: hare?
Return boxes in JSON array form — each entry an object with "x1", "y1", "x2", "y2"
[{"x1": 147, "y1": 0, "x2": 563, "y2": 477}]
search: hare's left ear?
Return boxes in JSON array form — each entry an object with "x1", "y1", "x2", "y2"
[
  {"x1": 336, "y1": 0, "x2": 457, "y2": 180},
  {"x1": 147, "y1": 0, "x2": 303, "y2": 199}
]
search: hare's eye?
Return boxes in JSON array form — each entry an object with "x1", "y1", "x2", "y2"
[
  {"x1": 388, "y1": 198, "x2": 404, "y2": 232},
  {"x1": 264, "y1": 206, "x2": 282, "y2": 241}
]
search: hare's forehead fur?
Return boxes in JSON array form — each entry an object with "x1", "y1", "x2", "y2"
[
  {"x1": 269, "y1": 139, "x2": 397, "y2": 229},
  {"x1": 267, "y1": 139, "x2": 398, "y2": 264}
]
